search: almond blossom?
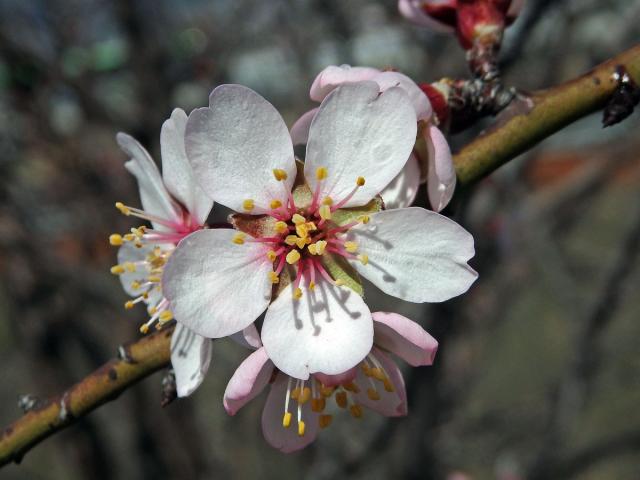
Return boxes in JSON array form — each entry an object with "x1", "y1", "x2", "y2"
[
  {"x1": 162, "y1": 81, "x2": 477, "y2": 382},
  {"x1": 110, "y1": 108, "x2": 226, "y2": 396},
  {"x1": 223, "y1": 312, "x2": 439, "y2": 453},
  {"x1": 290, "y1": 64, "x2": 455, "y2": 212}
]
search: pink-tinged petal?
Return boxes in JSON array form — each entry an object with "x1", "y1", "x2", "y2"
[
  {"x1": 116, "y1": 132, "x2": 182, "y2": 230},
  {"x1": 314, "y1": 367, "x2": 358, "y2": 387},
  {"x1": 305, "y1": 82, "x2": 417, "y2": 208},
  {"x1": 161, "y1": 108, "x2": 213, "y2": 226},
  {"x1": 261, "y1": 275, "x2": 373, "y2": 380},
  {"x1": 290, "y1": 108, "x2": 318, "y2": 146},
  {"x1": 223, "y1": 347, "x2": 274, "y2": 415},
  {"x1": 346, "y1": 208, "x2": 478, "y2": 303},
  {"x1": 426, "y1": 124, "x2": 456, "y2": 212},
  {"x1": 356, "y1": 347, "x2": 408, "y2": 416},
  {"x1": 372, "y1": 71, "x2": 432, "y2": 121},
  {"x1": 162, "y1": 229, "x2": 273, "y2": 338},
  {"x1": 380, "y1": 153, "x2": 421, "y2": 210},
  {"x1": 262, "y1": 374, "x2": 319, "y2": 453},
  {"x1": 372, "y1": 312, "x2": 438, "y2": 366},
  {"x1": 230, "y1": 323, "x2": 262, "y2": 350},
  {"x1": 398, "y1": 0, "x2": 456, "y2": 32},
  {"x1": 171, "y1": 323, "x2": 212, "y2": 397},
  {"x1": 309, "y1": 65, "x2": 381, "y2": 102},
  {"x1": 185, "y1": 85, "x2": 296, "y2": 214}
]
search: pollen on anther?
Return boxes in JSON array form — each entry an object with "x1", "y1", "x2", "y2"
[
  {"x1": 356, "y1": 176, "x2": 366, "y2": 186},
  {"x1": 282, "y1": 412, "x2": 292, "y2": 428},
  {"x1": 297, "y1": 420, "x2": 306, "y2": 437},
  {"x1": 159, "y1": 310, "x2": 173, "y2": 323},
  {"x1": 110, "y1": 265, "x2": 125, "y2": 275},
  {"x1": 109, "y1": 234, "x2": 124, "y2": 246},
  {"x1": 267, "y1": 250, "x2": 278, "y2": 262},
  {"x1": 349, "y1": 404, "x2": 363, "y2": 418},
  {"x1": 322, "y1": 197, "x2": 333, "y2": 206},
  {"x1": 335, "y1": 391, "x2": 348, "y2": 408},
  {"x1": 319, "y1": 205, "x2": 332, "y2": 220},
  {"x1": 293, "y1": 287, "x2": 303, "y2": 300},
  {"x1": 115, "y1": 202, "x2": 131, "y2": 215},
  {"x1": 270, "y1": 199, "x2": 282, "y2": 209},
  {"x1": 275, "y1": 221, "x2": 288, "y2": 234},
  {"x1": 316, "y1": 167, "x2": 328, "y2": 180},
  {"x1": 242, "y1": 199, "x2": 255, "y2": 211},
  {"x1": 139, "y1": 324, "x2": 150, "y2": 334},
  {"x1": 358, "y1": 254, "x2": 369, "y2": 265},
  {"x1": 268, "y1": 271, "x2": 279, "y2": 284},
  {"x1": 124, "y1": 300, "x2": 135, "y2": 310},
  {"x1": 232, "y1": 233, "x2": 246, "y2": 245},
  {"x1": 319, "y1": 414, "x2": 332, "y2": 429},
  {"x1": 298, "y1": 387, "x2": 311, "y2": 404},
  {"x1": 286, "y1": 250, "x2": 301, "y2": 265},
  {"x1": 359, "y1": 215, "x2": 370, "y2": 224},
  {"x1": 344, "y1": 241, "x2": 358, "y2": 253},
  {"x1": 367, "y1": 388, "x2": 381, "y2": 401},
  {"x1": 272, "y1": 169, "x2": 288, "y2": 181},
  {"x1": 292, "y1": 213, "x2": 306, "y2": 225}
]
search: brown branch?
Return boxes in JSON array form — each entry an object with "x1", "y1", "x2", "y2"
[
  {"x1": 0, "y1": 327, "x2": 173, "y2": 467},
  {"x1": 454, "y1": 43, "x2": 640, "y2": 186},
  {"x1": 1, "y1": 44, "x2": 640, "y2": 471}
]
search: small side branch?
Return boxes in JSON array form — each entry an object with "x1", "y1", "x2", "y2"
[{"x1": 0, "y1": 327, "x2": 174, "y2": 467}]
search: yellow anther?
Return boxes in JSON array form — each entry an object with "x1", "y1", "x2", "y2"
[
  {"x1": 335, "y1": 391, "x2": 348, "y2": 409},
  {"x1": 359, "y1": 215, "x2": 370, "y2": 224},
  {"x1": 308, "y1": 244, "x2": 317, "y2": 255},
  {"x1": 110, "y1": 265, "x2": 125, "y2": 275},
  {"x1": 297, "y1": 420, "x2": 306, "y2": 437},
  {"x1": 295, "y1": 224, "x2": 309, "y2": 239},
  {"x1": 123, "y1": 262, "x2": 136, "y2": 273},
  {"x1": 142, "y1": 292, "x2": 149, "y2": 299},
  {"x1": 286, "y1": 250, "x2": 301, "y2": 265},
  {"x1": 109, "y1": 234, "x2": 124, "y2": 246},
  {"x1": 344, "y1": 241, "x2": 358, "y2": 253},
  {"x1": 298, "y1": 387, "x2": 311, "y2": 404},
  {"x1": 275, "y1": 221, "x2": 288, "y2": 234},
  {"x1": 322, "y1": 196, "x2": 333, "y2": 206},
  {"x1": 349, "y1": 404, "x2": 363, "y2": 418},
  {"x1": 267, "y1": 250, "x2": 277, "y2": 262},
  {"x1": 115, "y1": 202, "x2": 130, "y2": 215},
  {"x1": 383, "y1": 378, "x2": 395, "y2": 393},
  {"x1": 124, "y1": 233, "x2": 136, "y2": 242},
  {"x1": 293, "y1": 287, "x2": 303, "y2": 300},
  {"x1": 306, "y1": 222, "x2": 317, "y2": 231},
  {"x1": 309, "y1": 281, "x2": 316, "y2": 291},
  {"x1": 356, "y1": 176, "x2": 366, "y2": 186},
  {"x1": 361, "y1": 364, "x2": 372, "y2": 376},
  {"x1": 295, "y1": 237, "x2": 308, "y2": 249},
  {"x1": 358, "y1": 254, "x2": 369, "y2": 265},
  {"x1": 316, "y1": 167, "x2": 328, "y2": 180},
  {"x1": 148, "y1": 306, "x2": 157, "y2": 315},
  {"x1": 131, "y1": 281, "x2": 141, "y2": 290},
  {"x1": 282, "y1": 412, "x2": 292, "y2": 428},
  {"x1": 319, "y1": 205, "x2": 332, "y2": 220},
  {"x1": 292, "y1": 213, "x2": 306, "y2": 225},
  {"x1": 232, "y1": 233, "x2": 246, "y2": 245},
  {"x1": 147, "y1": 276, "x2": 161, "y2": 283},
  {"x1": 291, "y1": 388, "x2": 301, "y2": 400},
  {"x1": 370, "y1": 368, "x2": 385, "y2": 381},
  {"x1": 268, "y1": 271, "x2": 279, "y2": 284},
  {"x1": 318, "y1": 414, "x2": 333, "y2": 429},
  {"x1": 272, "y1": 168, "x2": 288, "y2": 181},
  {"x1": 367, "y1": 388, "x2": 381, "y2": 401},
  {"x1": 284, "y1": 235, "x2": 298, "y2": 246},
  {"x1": 334, "y1": 279, "x2": 345, "y2": 287},
  {"x1": 139, "y1": 324, "x2": 150, "y2": 334},
  {"x1": 270, "y1": 199, "x2": 282, "y2": 209},
  {"x1": 320, "y1": 385, "x2": 335, "y2": 397},
  {"x1": 343, "y1": 382, "x2": 360, "y2": 393},
  {"x1": 242, "y1": 199, "x2": 255, "y2": 211},
  {"x1": 315, "y1": 240, "x2": 327, "y2": 255},
  {"x1": 124, "y1": 300, "x2": 135, "y2": 310},
  {"x1": 311, "y1": 397, "x2": 326, "y2": 412},
  {"x1": 159, "y1": 310, "x2": 173, "y2": 323}
]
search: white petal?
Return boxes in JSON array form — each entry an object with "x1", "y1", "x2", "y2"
[
  {"x1": 289, "y1": 108, "x2": 317, "y2": 146},
  {"x1": 229, "y1": 323, "x2": 263, "y2": 350},
  {"x1": 309, "y1": 65, "x2": 381, "y2": 102},
  {"x1": 116, "y1": 242, "x2": 156, "y2": 297},
  {"x1": 161, "y1": 108, "x2": 213, "y2": 225},
  {"x1": 261, "y1": 277, "x2": 373, "y2": 380},
  {"x1": 380, "y1": 153, "x2": 421, "y2": 210},
  {"x1": 372, "y1": 312, "x2": 438, "y2": 367},
  {"x1": 305, "y1": 82, "x2": 417, "y2": 208},
  {"x1": 346, "y1": 208, "x2": 478, "y2": 302},
  {"x1": 372, "y1": 71, "x2": 432, "y2": 121},
  {"x1": 116, "y1": 132, "x2": 182, "y2": 229},
  {"x1": 162, "y1": 229, "x2": 273, "y2": 338},
  {"x1": 426, "y1": 125, "x2": 456, "y2": 212},
  {"x1": 185, "y1": 85, "x2": 296, "y2": 214},
  {"x1": 171, "y1": 323, "x2": 212, "y2": 397},
  {"x1": 261, "y1": 374, "x2": 319, "y2": 453}
]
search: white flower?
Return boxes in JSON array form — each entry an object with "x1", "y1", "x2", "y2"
[{"x1": 163, "y1": 82, "x2": 477, "y2": 382}]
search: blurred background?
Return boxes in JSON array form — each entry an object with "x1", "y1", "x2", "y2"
[{"x1": 1, "y1": 0, "x2": 639, "y2": 478}]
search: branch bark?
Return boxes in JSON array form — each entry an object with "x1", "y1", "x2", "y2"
[
  {"x1": 454, "y1": 43, "x2": 640, "y2": 186},
  {"x1": 0, "y1": 43, "x2": 639, "y2": 470},
  {"x1": 0, "y1": 327, "x2": 173, "y2": 467}
]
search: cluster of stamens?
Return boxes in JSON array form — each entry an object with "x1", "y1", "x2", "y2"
[
  {"x1": 233, "y1": 167, "x2": 371, "y2": 299},
  {"x1": 109, "y1": 201, "x2": 199, "y2": 333},
  {"x1": 280, "y1": 352, "x2": 396, "y2": 436}
]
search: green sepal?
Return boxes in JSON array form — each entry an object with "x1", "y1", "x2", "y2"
[
  {"x1": 331, "y1": 195, "x2": 384, "y2": 226},
  {"x1": 321, "y1": 253, "x2": 364, "y2": 297}
]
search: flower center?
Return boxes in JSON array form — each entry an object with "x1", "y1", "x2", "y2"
[
  {"x1": 279, "y1": 351, "x2": 397, "y2": 436},
  {"x1": 233, "y1": 167, "x2": 370, "y2": 300}
]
